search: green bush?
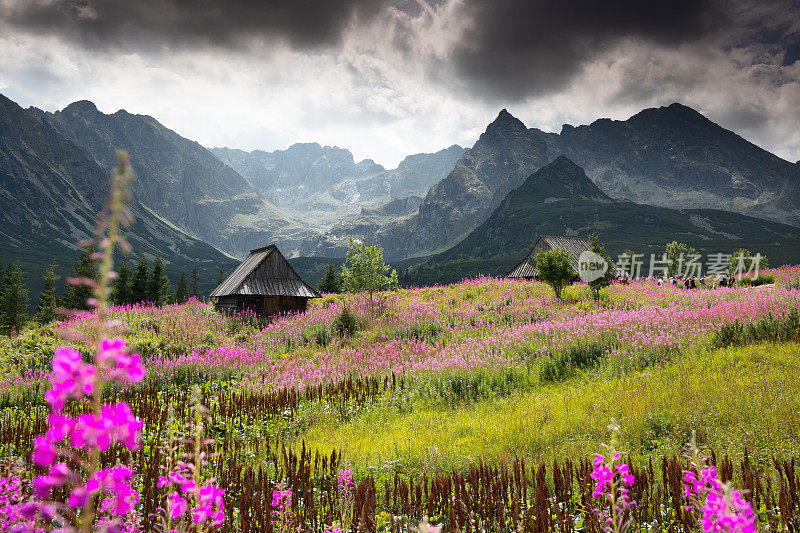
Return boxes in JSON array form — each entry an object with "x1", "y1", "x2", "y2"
[
  {"x1": 539, "y1": 340, "x2": 612, "y2": 383},
  {"x1": 392, "y1": 322, "x2": 443, "y2": 343},
  {"x1": 0, "y1": 324, "x2": 60, "y2": 373},
  {"x1": 736, "y1": 273, "x2": 775, "y2": 287},
  {"x1": 303, "y1": 325, "x2": 332, "y2": 347},
  {"x1": 711, "y1": 309, "x2": 800, "y2": 348},
  {"x1": 561, "y1": 284, "x2": 588, "y2": 303},
  {"x1": 539, "y1": 353, "x2": 573, "y2": 382},
  {"x1": 128, "y1": 334, "x2": 167, "y2": 361},
  {"x1": 233, "y1": 325, "x2": 258, "y2": 344},
  {"x1": 419, "y1": 367, "x2": 537, "y2": 406},
  {"x1": 333, "y1": 307, "x2": 360, "y2": 337}
]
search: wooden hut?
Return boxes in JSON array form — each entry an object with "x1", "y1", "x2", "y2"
[
  {"x1": 506, "y1": 235, "x2": 594, "y2": 279},
  {"x1": 210, "y1": 245, "x2": 321, "y2": 315}
]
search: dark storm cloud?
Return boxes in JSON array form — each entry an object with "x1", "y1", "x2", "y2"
[
  {"x1": 449, "y1": 0, "x2": 733, "y2": 100},
  {"x1": 2, "y1": 0, "x2": 390, "y2": 51}
]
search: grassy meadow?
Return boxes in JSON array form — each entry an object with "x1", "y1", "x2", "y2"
[{"x1": 2, "y1": 265, "x2": 800, "y2": 530}]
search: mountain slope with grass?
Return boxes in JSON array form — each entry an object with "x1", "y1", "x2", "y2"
[
  {"x1": 308, "y1": 104, "x2": 800, "y2": 263},
  {"x1": 400, "y1": 156, "x2": 800, "y2": 285},
  {"x1": 546, "y1": 103, "x2": 800, "y2": 226},
  {"x1": 33, "y1": 98, "x2": 311, "y2": 258},
  {"x1": 0, "y1": 93, "x2": 238, "y2": 298}
]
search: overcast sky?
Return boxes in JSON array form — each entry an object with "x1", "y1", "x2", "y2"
[{"x1": 1, "y1": 0, "x2": 798, "y2": 168}]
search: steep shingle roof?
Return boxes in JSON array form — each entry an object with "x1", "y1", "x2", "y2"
[{"x1": 210, "y1": 244, "x2": 320, "y2": 298}]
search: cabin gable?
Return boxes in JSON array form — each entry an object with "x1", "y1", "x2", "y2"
[{"x1": 210, "y1": 244, "x2": 320, "y2": 317}]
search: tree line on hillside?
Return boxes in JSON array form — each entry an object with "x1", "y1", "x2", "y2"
[{"x1": 0, "y1": 249, "x2": 205, "y2": 334}]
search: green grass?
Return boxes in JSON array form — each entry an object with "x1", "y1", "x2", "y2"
[{"x1": 301, "y1": 342, "x2": 800, "y2": 473}]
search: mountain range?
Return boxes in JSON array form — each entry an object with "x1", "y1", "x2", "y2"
[
  {"x1": 31, "y1": 101, "x2": 313, "y2": 259},
  {"x1": 400, "y1": 155, "x2": 800, "y2": 286},
  {"x1": 0, "y1": 91, "x2": 460, "y2": 296},
  {"x1": 302, "y1": 104, "x2": 800, "y2": 261},
  {"x1": 2, "y1": 90, "x2": 799, "y2": 294},
  {"x1": 211, "y1": 143, "x2": 464, "y2": 230},
  {"x1": 0, "y1": 93, "x2": 238, "y2": 298}
]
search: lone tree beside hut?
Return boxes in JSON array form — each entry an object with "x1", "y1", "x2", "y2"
[
  {"x1": 535, "y1": 248, "x2": 575, "y2": 300},
  {"x1": 340, "y1": 236, "x2": 398, "y2": 316}
]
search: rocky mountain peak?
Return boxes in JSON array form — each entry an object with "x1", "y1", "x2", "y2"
[
  {"x1": 628, "y1": 102, "x2": 711, "y2": 128},
  {"x1": 516, "y1": 155, "x2": 611, "y2": 202},
  {"x1": 61, "y1": 100, "x2": 100, "y2": 115},
  {"x1": 485, "y1": 108, "x2": 527, "y2": 134},
  {"x1": 548, "y1": 153, "x2": 581, "y2": 170}
]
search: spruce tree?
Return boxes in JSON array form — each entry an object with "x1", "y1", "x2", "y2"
[
  {"x1": 113, "y1": 258, "x2": 133, "y2": 306},
  {"x1": 190, "y1": 267, "x2": 201, "y2": 300},
  {"x1": 148, "y1": 252, "x2": 172, "y2": 306},
  {"x1": 62, "y1": 247, "x2": 99, "y2": 311},
  {"x1": 35, "y1": 264, "x2": 60, "y2": 324},
  {"x1": 132, "y1": 257, "x2": 150, "y2": 303},
  {"x1": 586, "y1": 235, "x2": 614, "y2": 301},
  {"x1": 216, "y1": 267, "x2": 226, "y2": 286},
  {"x1": 0, "y1": 262, "x2": 29, "y2": 334},
  {"x1": 175, "y1": 272, "x2": 188, "y2": 304},
  {"x1": 317, "y1": 262, "x2": 341, "y2": 293}
]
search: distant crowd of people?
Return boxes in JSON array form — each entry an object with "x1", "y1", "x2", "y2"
[
  {"x1": 659, "y1": 274, "x2": 733, "y2": 288},
  {"x1": 617, "y1": 273, "x2": 734, "y2": 288}
]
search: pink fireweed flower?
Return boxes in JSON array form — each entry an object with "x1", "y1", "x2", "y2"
[
  {"x1": 97, "y1": 338, "x2": 145, "y2": 383},
  {"x1": 45, "y1": 412, "x2": 73, "y2": 443},
  {"x1": 70, "y1": 412, "x2": 114, "y2": 451},
  {"x1": 32, "y1": 462, "x2": 72, "y2": 499},
  {"x1": 31, "y1": 436, "x2": 56, "y2": 467},
  {"x1": 271, "y1": 488, "x2": 292, "y2": 513},
  {"x1": 101, "y1": 402, "x2": 144, "y2": 451},
  {"x1": 337, "y1": 469, "x2": 354, "y2": 495},
  {"x1": 0, "y1": 474, "x2": 38, "y2": 531},
  {"x1": 180, "y1": 478, "x2": 197, "y2": 494},
  {"x1": 97, "y1": 338, "x2": 127, "y2": 363},
  {"x1": 168, "y1": 492, "x2": 188, "y2": 520},
  {"x1": 592, "y1": 422, "x2": 636, "y2": 533},
  {"x1": 192, "y1": 483, "x2": 225, "y2": 527},
  {"x1": 110, "y1": 351, "x2": 145, "y2": 383},
  {"x1": 684, "y1": 465, "x2": 755, "y2": 533},
  {"x1": 67, "y1": 466, "x2": 134, "y2": 512},
  {"x1": 45, "y1": 347, "x2": 96, "y2": 410}
]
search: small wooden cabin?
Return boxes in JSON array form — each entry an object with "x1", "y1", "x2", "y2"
[
  {"x1": 506, "y1": 235, "x2": 594, "y2": 279},
  {"x1": 210, "y1": 245, "x2": 321, "y2": 315}
]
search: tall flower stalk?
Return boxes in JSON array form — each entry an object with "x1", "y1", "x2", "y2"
[
  {"x1": 335, "y1": 468, "x2": 355, "y2": 533},
  {"x1": 591, "y1": 420, "x2": 636, "y2": 533},
  {"x1": 28, "y1": 151, "x2": 146, "y2": 532},
  {"x1": 684, "y1": 433, "x2": 756, "y2": 533},
  {"x1": 271, "y1": 482, "x2": 293, "y2": 533},
  {"x1": 155, "y1": 388, "x2": 225, "y2": 532}
]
